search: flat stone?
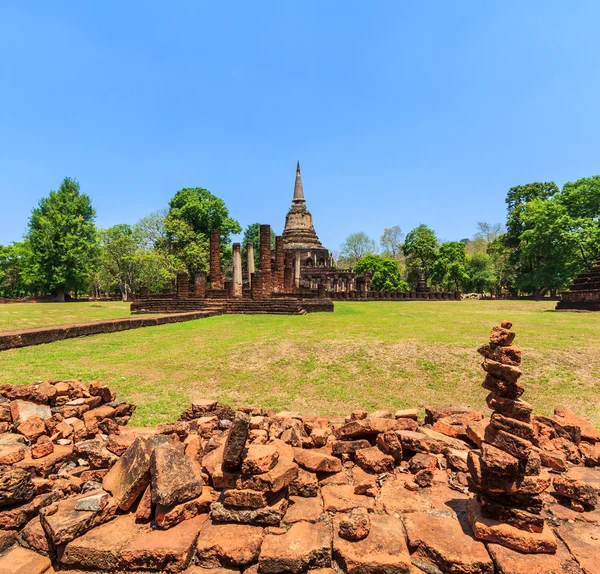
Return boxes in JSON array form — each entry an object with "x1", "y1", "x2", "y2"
[
  {"x1": 553, "y1": 467, "x2": 599, "y2": 509},
  {"x1": 14, "y1": 444, "x2": 73, "y2": 477},
  {"x1": 379, "y1": 477, "x2": 432, "y2": 516},
  {"x1": 489, "y1": 325, "x2": 516, "y2": 346},
  {"x1": 17, "y1": 415, "x2": 47, "y2": 441},
  {"x1": 376, "y1": 431, "x2": 404, "y2": 462},
  {"x1": 284, "y1": 494, "x2": 323, "y2": 523},
  {"x1": 74, "y1": 491, "x2": 109, "y2": 512},
  {"x1": 222, "y1": 411, "x2": 250, "y2": 471},
  {"x1": 242, "y1": 444, "x2": 279, "y2": 474},
  {"x1": 355, "y1": 445, "x2": 395, "y2": 473},
  {"x1": 59, "y1": 510, "x2": 140, "y2": 571},
  {"x1": 556, "y1": 521, "x2": 600, "y2": 574},
  {"x1": 40, "y1": 489, "x2": 116, "y2": 545},
  {"x1": 102, "y1": 436, "x2": 151, "y2": 510},
  {"x1": 485, "y1": 425, "x2": 533, "y2": 460},
  {"x1": 334, "y1": 513, "x2": 411, "y2": 573},
  {"x1": 466, "y1": 499, "x2": 557, "y2": 554},
  {"x1": 155, "y1": 486, "x2": 213, "y2": 528},
  {"x1": 334, "y1": 418, "x2": 400, "y2": 440},
  {"x1": 211, "y1": 489, "x2": 288, "y2": 526},
  {"x1": 120, "y1": 514, "x2": 206, "y2": 572},
  {"x1": 196, "y1": 521, "x2": 264, "y2": 568},
  {"x1": 540, "y1": 450, "x2": 568, "y2": 472},
  {"x1": 487, "y1": 538, "x2": 583, "y2": 574},
  {"x1": 397, "y1": 430, "x2": 446, "y2": 454},
  {"x1": 0, "y1": 530, "x2": 17, "y2": 553},
  {"x1": 321, "y1": 484, "x2": 375, "y2": 513},
  {"x1": 396, "y1": 408, "x2": 419, "y2": 420},
  {"x1": 481, "y1": 442, "x2": 520, "y2": 475},
  {"x1": 10, "y1": 400, "x2": 52, "y2": 425},
  {"x1": 486, "y1": 394, "x2": 532, "y2": 422},
  {"x1": 74, "y1": 439, "x2": 118, "y2": 469},
  {"x1": 31, "y1": 442, "x2": 54, "y2": 460},
  {"x1": 293, "y1": 447, "x2": 342, "y2": 473},
  {"x1": 554, "y1": 408, "x2": 600, "y2": 444},
  {"x1": 259, "y1": 520, "x2": 332, "y2": 573},
  {"x1": 482, "y1": 374, "x2": 524, "y2": 399},
  {"x1": 491, "y1": 413, "x2": 535, "y2": 441},
  {"x1": 404, "y1": 512, "x2": 494, "y2": 573},
  {"x1": 331, "y1": 439, "x2": 371, "y2": 456},
  {"x1": 0, "y1": 443, "x2": 26, "y2": 464},
  {"x1": 202, "y1": 442, "x2": 239, "y2": 490},
  {"x1": 223, "y1": 488, "x2": 269, "y2": 508},
  {"x1": 151, "y1": 444, "x2": 204, "y2": 506},
  {"x1": 17, "y1": 515, "x2": 53, "y2": 557},
  {"x1": 0, "y1": 490, "x2": 60, "y2": 530},
  {"x1": 0, "y1": 546, "x2": 52, "y2": 574},
  {"x1": 236, "y1": 441, "x2": 298, "y2": 493},
  {"x1": 0, "y1": 465, "x2": 35, "y2": 508},
  {"x1": 478, "y1": 342, "x2": 522, "y2": 366}
]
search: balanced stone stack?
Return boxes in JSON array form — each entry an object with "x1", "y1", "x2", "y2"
[{"x1": 467, "y1": 320, "x2": 558, "y2": 554}]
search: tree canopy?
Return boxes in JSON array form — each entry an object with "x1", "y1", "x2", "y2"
[
  {"x1": 339, "y1": 232, "x2": 376, "y2": 264},
  {"x1": 25, "y1": 178, "x2": 98, "y2": 300},
  {"x1": 354, "y1": 254, "x2": 409, "y2": 291}
]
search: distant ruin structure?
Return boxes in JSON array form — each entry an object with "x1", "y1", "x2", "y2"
[
  {"x1": 556, "y1": 256, "x2": 600, "y2": 311},
  {"x1": 131, "y1": 162, "x2": 459, "y2": 315}
]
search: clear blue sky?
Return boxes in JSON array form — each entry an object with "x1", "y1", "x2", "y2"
[{"x1": 1, "y1": 1, "x2": 599, "y2": 250}]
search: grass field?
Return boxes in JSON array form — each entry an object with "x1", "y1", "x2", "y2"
[
  {"x1": 0, "y1": 301, "x2": 135, "y2": 331},
  {"x1": 1, "y1": 300, "x2": 599, "y2": 427}
]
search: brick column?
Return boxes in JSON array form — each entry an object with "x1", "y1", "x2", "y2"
[
  {"x1": 274, "y1": 236, "x2": 285, "y2": 293},
  {"x1": 232, "y1": 243, "x2": 242, "y2": 297},
  {"x1": 251, "y1": 272, "x2": 264, "y2": 299},
  {"x1": 259, "y1": 225, "x2": 272, "y2": 295},
  {"x1": 284, "y1": 263, "x2": 293, "y2": 292},
  {"x1": 194, "y1": 272, "x2": 206, "y2": 298},
  {"x1": 139, "y1": 286, "x2": 149, "y2": 298},
  {"x1": 210, "y1": 229, "x2": 222, "y2": 289},
  {"x1": 247, "y1": 243, "x2": 255, "y2": 288},
  {"x1": 318, "y1": 282, "x2": 326, "y2": 299},
  {"x1": 176, "y1": 272, "x2": 189, "y2": 298}
]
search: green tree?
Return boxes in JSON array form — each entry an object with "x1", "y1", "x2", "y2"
[
  {"x1": 380, "y1": 226, "x2": 404, "y2": 259},
  {"x1": 165, "y1": 187, "x2": 241, "y2": 275},
  {"x1": 98, "y1": 224, "x2": 141, "y2": 301},
  {"x1": 339, "y1": 232, "x2": 377, "y2": 264},
  {"x1": 0, "y1": 242, "x2": 33, "y2": 297},
  {"x1": 241, "y1": 223, "x2": 276, "y2": 269},
  {"x1": 353, "y1": 254, "x2": 409, "y2": 291},
  {"x1": 26, "y1": 177, "x2": 98, "y2": 301},
  {"x1": 431, "y1": 241, "x2": 469, "y2": 291},
  {"x1": 465, "y1": 252, "x2": 496, "y2": 294},
  {"x1": 403, "y1": 224, "x2": 438, "y2": 287}
]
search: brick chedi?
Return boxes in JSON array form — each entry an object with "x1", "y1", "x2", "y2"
[
  {"x1": 556, "y1": 256, "x2": 600, "y2": 311},
  {"x1": 466, "y1": 320, "x2": 558, "y2": 554}
]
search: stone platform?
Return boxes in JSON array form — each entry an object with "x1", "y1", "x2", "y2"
[{"x1": 557, "y1": 257, "x2": 600, "y2": 311}]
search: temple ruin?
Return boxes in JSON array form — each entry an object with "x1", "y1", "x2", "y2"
[
  {"x1": 556, "y1": 256, "x2": 600, "y2": 311},
  {"x1": 131, "y1": 163, "x2": 459, "y2": 315}
]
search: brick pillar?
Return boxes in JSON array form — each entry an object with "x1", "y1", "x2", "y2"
[
  {"x1": 194, "y1": 272, "x2": 206, "y2": 298},
  {"x1": 274, "y1": 236, "x2": 285, "y2": 293},
  {"x1": 284, "y1": 263, "x2": 293, "y2": 292},
  {"x1": 259, "y1": 225, "x2": 272, "y2": 295},
  {"x1": 210, "y1": 229, "x2": 222, "y2": 289},
  {"x1": 251, "y1": 272, "x2": 264, "y2": 299},
  {"x1": 139, "y1": 286, "x2": 149, "y2": 298},
  {"x1": 232, "y1": 243, "x2": 242, "y2": 297},
  {"x1": 247, "y1": 243, "x2": 255, "y2": 288},
  {"x1": 176, "y1": 272, "x2": 189, "y2": 298},
  {"x1": 318, "y1": 282, "x2": 326, "y2": 299}
]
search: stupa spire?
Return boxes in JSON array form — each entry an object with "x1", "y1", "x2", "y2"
[{"x1": 293, "y1": 161, "x2": 305, "y2": 203}]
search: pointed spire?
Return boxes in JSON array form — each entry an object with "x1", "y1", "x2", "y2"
[{"x1": 293, "y1": 160, "x2": 305, "y2": 203}]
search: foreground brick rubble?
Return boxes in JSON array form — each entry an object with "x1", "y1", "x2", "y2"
[{"x1": 0, "y1": 323, "x2": 599, "y2": 573}]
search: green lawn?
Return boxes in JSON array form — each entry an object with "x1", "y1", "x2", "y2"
[
  {"x1": 1, "y1": 300, "x2": 599, "y2": 428},
  {"x1": 0, "y1": 301, "x2": 134, "y2": 332}
]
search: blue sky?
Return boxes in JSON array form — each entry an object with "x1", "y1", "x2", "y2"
[{"x1": 1, "y1": 1, "x2": 599, "y2": 251}]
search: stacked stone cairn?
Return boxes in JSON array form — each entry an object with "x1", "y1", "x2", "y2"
[{"x1": 467, "y1": 320, "x2": 558, "y2": 553}]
